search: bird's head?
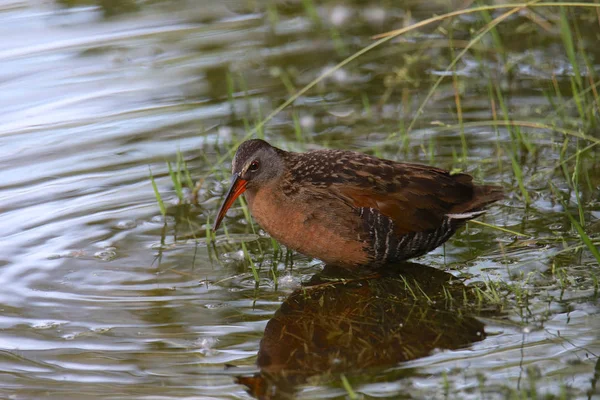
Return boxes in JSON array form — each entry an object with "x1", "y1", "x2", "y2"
[{"x1": 213, "y1": 139, "x2": 284, "y2": 231}]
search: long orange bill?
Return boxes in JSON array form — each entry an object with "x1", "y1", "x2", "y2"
[{"x1": 213, "y1": 173, "x2": 248, "y2": 231}]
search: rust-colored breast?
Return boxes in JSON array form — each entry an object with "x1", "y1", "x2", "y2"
[{"x1": 244, "y1": 182, "x2": 370, "y2": 267}]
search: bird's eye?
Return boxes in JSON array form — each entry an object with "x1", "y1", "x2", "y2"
[{"x1": 248, "y1": 160, "x2": 260, "y2": 172}]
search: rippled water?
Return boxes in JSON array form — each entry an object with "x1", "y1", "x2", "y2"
[{"x1": 0, "y1": 1, "x2": 599, "y2": 399}]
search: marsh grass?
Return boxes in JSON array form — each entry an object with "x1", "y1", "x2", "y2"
[
  {"x1": 152, "y1": 149, "x2": 197, "y2": 212},
  {"x1": 241, "y1": 241, "x2": 260, "y2": 284},
  {"x1": 201, "y1": 2, "x2": 600, "y2": 179},
  {"x1": 553, "y1": 185, "x2": 600, "y2": 265},
  {"x1": 149, "y1": 167, "x2": 166, "y2": 217},
  {"x1": 153, "y1": 4, "x2": 600, "y2": 298},
  {"x1": 340, "y1": 374, "x2": 359, "y2": 400}
]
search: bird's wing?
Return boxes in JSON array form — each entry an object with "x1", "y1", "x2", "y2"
[
  {"x1": 330, "y1": 162, "x2": 476, "y2": 236},
  {"x1": 285, "y1": 149, "x2": 500, "y2": 236}
]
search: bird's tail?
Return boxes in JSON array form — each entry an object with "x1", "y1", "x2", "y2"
[{"x1": 451, "y1": 184, "x2": 504, "y2": 216}]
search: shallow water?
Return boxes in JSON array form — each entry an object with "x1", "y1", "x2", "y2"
[{"x1": 0, "y1": 1, "x2": 599, "y2": 399}]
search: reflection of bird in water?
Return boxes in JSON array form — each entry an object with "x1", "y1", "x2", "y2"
[
  {"x1": 214, "y1": 139, "x2": 503, "y2": 268},
  {"x1": 237, "y1": 263, "x2": 493, "y2": 399}
]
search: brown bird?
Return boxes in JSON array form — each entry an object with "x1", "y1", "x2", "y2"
[{"x1": 213, "y1": 139, "x2": 503, "y2": 268}]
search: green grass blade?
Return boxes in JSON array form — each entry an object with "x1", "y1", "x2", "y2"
[
  {"x1": 340, "y1": 374, "x2": 358, "y2": 400},
  {"x1": 242, "y1": 241, "x2": 260, "y2": 283},
  {"x1": 167, "y1": 161, "x2": 184, "y2": 201},
  {"x1": 509, "y1": 153, "x2": 530, "y2": 204},
  {"x1": 559, "y1": 7, "x2": 582, "y2": 89},
  {"x1": 565, "y1": 211, "x2": 600, "y2": 264},
  {"x1": 149, "y1": 167, "x2": 166, "y2": 217},
  {"x1": 183, "y1": 161, "x2": 194, "y2": 189},
  {"x1": 469, "y1": 220, "x2": 528, "y2": 238}
]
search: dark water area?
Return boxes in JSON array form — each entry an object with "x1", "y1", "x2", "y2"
[{"x1": 0, "y1": 1, "x2": 599, "y2": 399}]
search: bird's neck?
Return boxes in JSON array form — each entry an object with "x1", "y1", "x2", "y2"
[
  {"x1": 244, "y1": 178, "x2": 282, "y2": 212},
  {"x1": 244, "y1": 187, "x2": 258, "y2": 209}
]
